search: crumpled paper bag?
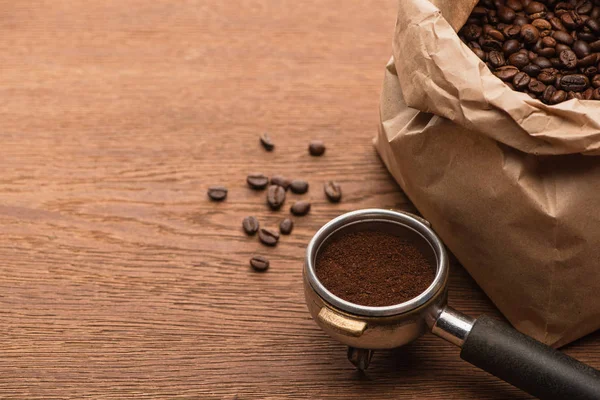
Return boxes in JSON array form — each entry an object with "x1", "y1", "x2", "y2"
[{"x1": 375, "y1": 0, "x2": 600, "y2": 347}]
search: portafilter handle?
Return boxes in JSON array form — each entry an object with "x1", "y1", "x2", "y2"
[{"x1": 432, "y1": 307, "x2": 600, "y2": 400}]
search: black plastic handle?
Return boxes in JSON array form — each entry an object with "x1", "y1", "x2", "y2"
[{"x1": 460, "y1": 316, "x2": 600, "y2": 400}]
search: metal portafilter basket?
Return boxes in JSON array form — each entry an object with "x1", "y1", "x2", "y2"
[{"x1": 303, "y1": 209, "x2": 600, "y2": 400}]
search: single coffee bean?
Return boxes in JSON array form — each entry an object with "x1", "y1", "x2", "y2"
[
  {"x1": 498, "y1": 6, "x2": 516, "y2": 22},
  {"x1": 577, "y1": 53, "x2": 598, "y2": 67},
  {"x1": 509, "y1": 52, "x2": 530, "y2": 68},
  {"x1": 513, "y1": 71, "x2": 531, "y2": 90},
  {"x1": 258, "y1": 228, "x2": 280, "y2": 246},
  {"x1": 289, "y1": 179, "x2": 309, "y2": 194},
  {"x1": 506, "y1": 0, "x2": 523, "y2": 11},
  {"x1": 537, "y1": 47, "x2": 557, "y2": 57},
  {"x1": 495, "y1": 66, "x2": 519, "y2": 81},
  {"x1": 594, "y1": 87, "x2": 600, "y2": 99},
  {"x1": 260, "y1": 133, "x2": 274, "y2": 151},
  {"x1": 247, "y1": 173, "x2": 269, "y2": 190},
  {"x1": 463, "y1": 24, "x2": 483, "y2": 41},
  {"x1": 561, "y1": 11, "x2": 580, "y2": 29},
  {"x1": 560, "y1": 74, "x2": 590, "y2": 91},
  {"x1": 207, "y1": 186, "x2": 227, "y2": 201},
  {"x1": 324, "y1": 181, "x2": 342, "y2": 202},
  {"x1": 542, "y1": 85, "x2": 557, "y2": 103},
  {"x1": 308, "y1": 140, "x2": 326, "y2": 156},
  {"x1": 590, "y1": 39, "x2": 600, "y2": 51},
  {"x1": 270, "y1": 175, "x2": 291, "y2": 190},
  {"x1": 487, "y1": 29, "x2": 505, "y2": 42},
  {"x1": 553, "y1": 30, "x2": 574, "y2": 44},
  {"x1": 585, "y1": 87, "x2": 595, "y2": 99},
  {"x1": 550, "y1": 57, "x2": 563, "y2": 68},
  {"x1": 503, "y1": 39, "x2": 521, "y2": 55},
  {"x1": 525, "y1": 1, "x2": 546, "y2": 14},
  {"x1": 489, "y1": 51, "x2": 506, "y2": 67},
  {"x1": 592, "y1": 6, "x2": 600, "y2": 19},
  {"x1": 550, "y1": 89, "x2": 568, "y2": 104},
  {"x1": 521, "y1": 24, "x2": 540, "y2": 43},
  {"x1": 559, "y1": 49, "x2": 578, "y2": 69},
  {"x1": 583, "y1": 66, "x2": 598, "y2": 76},
  {"x1": 290, "y1": 200, "x2": 311, "y2": 216},
  {"x1": 472, "y1": 47, "x2": 487, "y2": 60},
  {"x1": 542, "y1": 36, "x2": 557, "y2": 48},
  {"x1": 567, "y1": 91, "x2": 582, "y2": 100},
  {"x1": 578, "y1": 1, "x2": 594, "y2": 15},
  {"x1": 527, "y1": 50, "x2": 537, "y2": 61},
  {"x1": 250, "y1": 255, "x2": 269, "y2": 272},
  {"x1": 592, "y1": 74, "x2": 600, "y2": 87},
  {"x1": 549, "y1": 16, "x2": 567, "y2": 31},
  {"x1": 514, "y1": 15, "x2": 530, "y2": 26},
  {"x1": 573, "y1": 40, "x2": 592, "y2": 58},
  {"x1": 480, "y1": 38, "x2": 503, "y2": 51},
  {"x1": 522, "y1": 63, "x2": 541, "y2": 76},
  {"x1": 532, "y1": 18, "x2": 552, "y2": 30},
  {"x1": 528, "y1": 78, "x2": 547, "y2": 94},
  {"x1": 578, "y1": 31, "x2": 597, "y2": 42},
  {"x1": 586, "y1": 18, "x2": 600, "y2": 32},
  {"x1": 471, "y1": 6, "x2": 487, "y2": 17},
  {"x1": 533, "y1": 57, "x2": 553, "y2": 68},
  {"x1": 242, "y1": 216, "x2": 260, "y2": 235},
  {"x1": 279, "y1": 218, "x2": 294, "y2": 235},
  {"x1": 503, "y1": 24, "x2": 522, "y2": 39},
  {"x1": 266, "y1": 184, "x2": 286, "y2": 210}
]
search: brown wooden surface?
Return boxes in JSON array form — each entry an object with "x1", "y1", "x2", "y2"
[{"x1": 1, "y1": 1, "x2": 599, "y2": 399}]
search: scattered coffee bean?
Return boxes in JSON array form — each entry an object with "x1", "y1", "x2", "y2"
[
  {"x1": 258, "y1": 228, "x2": 280, "y2": 246},
  {"x1": 270, "y1": 175, "x2": 291, "y2": 190},
  {"x1": 279, "y1": 218, "x2": 294, "y2": 234},
  {"x1": 242, "y1": 216, "x2": 259, "y2": 235},
  {"x1": 246, "y1": 173, "x2": 269, "y2": 190},
  {"x1": 290, "y1": 179, "x2": 309, "y2": 194},
  {"x1": 250, "y1": 255, "x2": 269, "y2": 272},
  {"x1": 260, "y1": 133, "x2": 274, "y2": 151},
  {"x1": 207, "y1": 186, "x2": 227, "y2": 201},
  {"x1": 324, "y1": 181, "x2": 342, "y2": 203},
  {"x1": 290, "y1": 200, "x2": 311, "y2": 216},
  {"x1": 308, "y1": 140, "x2": 326, "y2": 156},
  {"x1": 267, "y1": 185, "x2": 286, "y2": 210}
]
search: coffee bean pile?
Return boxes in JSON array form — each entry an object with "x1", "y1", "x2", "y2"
[
  {"x1": 460, "y1": 0, "x2": 600, "y2": 104},
  {"x1": 207, "y1": 134, "x2": 343, "y2": 272}
]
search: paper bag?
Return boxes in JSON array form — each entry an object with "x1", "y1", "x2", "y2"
[{"x1": 375, "y1": 0, "x2": 600, "y2": 347}]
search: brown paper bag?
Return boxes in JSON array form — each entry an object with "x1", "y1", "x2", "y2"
[{"x1": 375, "y1": 0, "x2": 600, "y2": 347}]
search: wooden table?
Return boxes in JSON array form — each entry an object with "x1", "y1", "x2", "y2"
[{"x1": 1, "y1": 1, "x2": 599, "y2": 398}]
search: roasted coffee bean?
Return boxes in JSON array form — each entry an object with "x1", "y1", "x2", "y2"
[
  {"x1": 561, "y1": 11, "x2": 582, "y2": 29},
  {"x1": 514, "y1": 15, "x2": 530, "y2": 26},
  {"x1": 513, "y1": 71, "x2": 531, "y2": 90},
  {"x1": 270, "y1": 175, "x2": 291, "y2": 190},
  {"x1": 555, "y1": 43, "x2": 571, "y2": 54},
  {"x1": 593, "y1": 74, "x2": 600, "y2": 87},
  {"x1": 242, "y1": 216, "x2": 260, "y2": 235},
  {"x1": 489, "y1": 51, "x2": 506, "y2": 67},
  {"x1": 573, "y1": 40, "x2": 592, "y2": 58},
  {"x1": 247, "y1": 173, "x2": 269, "y2": 190},
  {"x1": 559, "y1": 49, "x2": 578, "y2": 68},
  {"x1": 551, "y1": 57, "x2": 563, "y2": 68},
  {"x1": 260, "y1": 133, "x2": 274, "y2": 151},
  {"x1": 472, "y1": 47, "x2": 487, "y2": 60},
  {"x1": 258, "y1": 228, "x2": 280, "y2": 246},
  {"x1": 506, "y1": 0, "x2": 523, "y2": 11},
  {"x1": 308, "y1": 140, "x2": 326, "y2": 156},
  {"x1": 290, "y1": 200, "x2": 311, "y2": 216},
  {"x1": 250, "y1": 255, "x2": 269, "y2": 272},
  {"x1": 525, "y1": 1, "x2": 546, "y2": 15},
  {"x1": 578, "y1": 53, "x2": 598, "y2": 67},
  {"x1": 542, "y1": 36, "x2": 557, "y2": 48},
  {"x1": 523, "y1": 63, "x2": 541, "y2": 76},
  {"x1": 495, "y1": 65, "x2": 519, "y2": 81},
  {"x1": 488, "y1": 29, "x2": 505, "y2": 41},
  {"x1": 504, "y1": 24, "x2": 522, "y2": 39},
  {"x1": 266, "y1": 185, "x2": 286, "y2": 210},
  {"x1": 592, "y1": 6, "x2": 600, "y2": 19},
  {"x1": 289, "y1": 179, "x2": 309, "y2": 194},
  {"x1": 481, "y1": 38, "x2": 503, "y2": 51},
  {"x1": 528, "y1": 78, "x2": 547, "y2": 94},
  {"x1": 553, "y1": 30, "x2": 574, "y2": 44},
  {"x1": 509, "y1": 52, "x2": 530, "y2": 68},
  {"x1": 549, "y1": 16, "x2": 567, "y2": 31},
  {"x1": 207, "y1": 186, "x2": 227, "y2": 201},
  {"x1": 463, "y1": 24, "x2": 483, "y2": 41},
  {"x1": 279, "y1": 218, "x2": 294, "y2": 235},
  {"x1": 472, "y1": 6, "x2": 488, "y2": 17},
  {"x1": 503, "y1": 39, "x2": 521, "y2": 55},
  {"x1": 324, "y1": 181, "x2": 342, "y2": 203},
  {"x1": 528, "y1": 50, "x2": 537, "y2": 61},
  {"x1": 521, "y1": 24, "x2": 540, "y2": 43},
  {"x1": 583, "y1": 66, "x2": 598, "y2": 76},
  {"x1": 594, "y1": 87, "x2": 600, "y2": 99},
  {"x1": 550, "y1": 89, "x2": 568, "y2": 103},
  {"x1": 498, "y1": 6, "x2": 516, "y2": 22},
  {"x1": 579, "y1": 31, "x2": 597, "y2": 42},
  {"x1": 543, "y1": 85, "x2": 557, "y2": 103},
  {"x1": 567, "y1": 91, "x2": 583, "y2": 100},
  {"x1": 586, "y1": 17, "x2": 600, "y2": 32},
  {"x1": 532, "y1": 18, "x2": 552, "y2": 30},
  {"x1": 533, "y1": 56, "x2": 553, "y2": 68},
  {"x1": 537, "y1": 47, "x2": 556, "y2": 57},
  {"x1": 560, "y1": 74, "x2": 590, "y2": 91},
  {"x1": 590, "y1": 39, "x2": 600, "y2": 51},
  {"x1": 578, "y1": 1, "x2": 594, "y2": 15}
]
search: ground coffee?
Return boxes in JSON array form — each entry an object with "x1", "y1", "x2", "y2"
[{"x1": 315, "y1": 230, "x2": 435, "y2": 307}]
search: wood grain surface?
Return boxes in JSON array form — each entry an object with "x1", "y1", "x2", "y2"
[{"x1": 1, "y1": 1, "x2": 598, "y2": 399}]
